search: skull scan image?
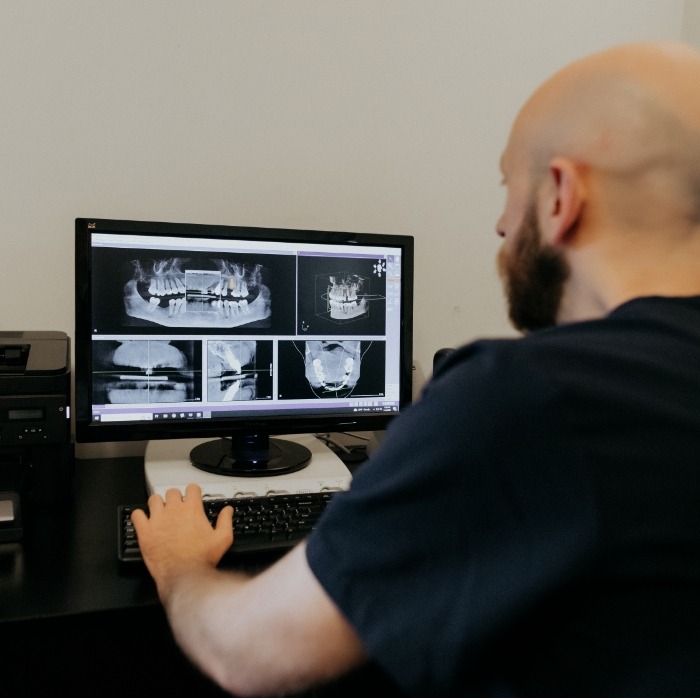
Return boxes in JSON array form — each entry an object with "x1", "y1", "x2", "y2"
[
  {"x1": 323, "y1": 273, "x2": 368, "y2": 322},
  {"x1": 304, "y1": 340, "x2": 361, "y2": 398},
  {"x1": 101, "y1": 340, "x2": 195, "y2": 404},
  {"x1": 123, "y1": 257, "x2": 271, "y2": 329},
  {"x1": 207, "y1": 339, "x2": 258, "y2": 401}
]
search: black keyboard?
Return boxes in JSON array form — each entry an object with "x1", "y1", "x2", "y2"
[{"x1": 118, "y1": 490, "x2": 338, "y2": 563}]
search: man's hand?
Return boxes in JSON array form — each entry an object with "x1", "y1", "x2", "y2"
[
  {"x1": 130, "y1": 483, "x2": 368, "y2": 696},
  {"x1": 131, "y1": 483, "x2": 234, "y2": 599}
]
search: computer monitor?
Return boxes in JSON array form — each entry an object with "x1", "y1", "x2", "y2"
[{"x1": 74, "y1": 217, "x2": 414, "y2": 477}]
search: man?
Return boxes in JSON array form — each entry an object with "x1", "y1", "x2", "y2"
[{"x1": 132, "y1": 40, "x2": 700, "y2": 697}]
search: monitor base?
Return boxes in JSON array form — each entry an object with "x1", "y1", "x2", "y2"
[
  {"x1": 144, "y1": 433, "x2": 352, "y2": 499},
  {"x1": 190, "y1": 434, "x2": 310, "y2": 477}
]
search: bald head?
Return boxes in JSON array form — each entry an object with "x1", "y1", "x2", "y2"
[{"x1": 506, "y1": 40, "x2": 700, "y2": 223}]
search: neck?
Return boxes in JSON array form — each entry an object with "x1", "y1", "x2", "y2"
[{"x1": 556, "y1": 223, "x2": 700, "y2": 324}]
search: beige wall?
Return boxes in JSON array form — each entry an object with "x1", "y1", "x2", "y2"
[
  {"x1": 683, "y1": 0, "x2": 700, "y2": 43},
  {"x1": 0, "y1": 1, "x2": 690, "y2": 455}
]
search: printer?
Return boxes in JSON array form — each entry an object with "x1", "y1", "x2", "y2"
[{"x1": 0, "y1": 331, "x2": 73, "y2": 541}]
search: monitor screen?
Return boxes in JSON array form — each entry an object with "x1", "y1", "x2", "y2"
[{"x1": 74, "y1": 217, "x2": 414, "y2": 477}]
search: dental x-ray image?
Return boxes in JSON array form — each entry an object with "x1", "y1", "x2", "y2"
[
  {"x1": 305, "y1": 340, "x2": 361, "y2": 396},
  {"x1": 124, "y1": 256, "x2": 271, "y2": 329},
  {"x1": 320, "y1": 273, "x2": 368, "y2": 321},
  {"x1": 88, "y1": 245, "x2": 302, "y2": 334},
  {"x1": 277, "y1": 340, "x2": 387, "y2": 399},
  {"x1": 91, "y1": 339, "x2": 201, "y2": 405},
  {"x1": 206, "y1": 339, "x2": 273, "y2": 402},
  {"x1": 296, "y1": 255, "x2": 388, "y2": 335}
]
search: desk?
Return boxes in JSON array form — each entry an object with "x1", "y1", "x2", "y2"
[
  {"x1": 1, "y1": 456, "x2": 159, "y2": 623},
  {"x1": 0, "y1": 455, "x2": 398, "y2": 697}
]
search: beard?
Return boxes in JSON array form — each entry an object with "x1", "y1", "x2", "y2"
[{"x1": 497, "y1": 203, "x2": 570, "y2": 333}]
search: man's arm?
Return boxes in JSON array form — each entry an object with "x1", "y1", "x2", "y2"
[{"x1": 131, "y1": 484, "x2": 368, "y2": 697}]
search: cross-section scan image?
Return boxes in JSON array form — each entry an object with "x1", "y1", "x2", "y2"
[
  {"x1": 206, "y1": 339, "x2": 273, "y2": 402},
  {"x1": 91, "y1": 339, "x2": 201, "y2": 405},
  {"x1": 304, "y1": 340, "x2": 362, "y2": 396},
  {"x1": 277, "y1": 339, "x2": 386, "y2": 400}
]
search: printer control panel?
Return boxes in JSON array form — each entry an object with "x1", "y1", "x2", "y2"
[{"x1": 0, "y1": 395, "x2": 69, "y2": 445}]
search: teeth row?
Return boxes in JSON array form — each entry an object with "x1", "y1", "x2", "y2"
[
  {"x1": 329, "y1": 299, "x2": 363, "y2": 314},
  {"x1": 329, "y1": 287, "x2": 358, "y2": 302},
  {"x1": 146, "y1": 276, "x2": 249, "y2": 299},
  {"x1": 146, "y1": 296, "x2": 251, "y2": 317},
  {"x1": 148, "y1": 276, "x2": 186, "y2": 296},
  {"x1": 211, "y1": 299, "x2": 250, "y2": 318},
  {"x1": 221, "y1": 278, "x2": 249, "y2": 297},
  {"x1": 312, "y1": 357, "x2": 354, "y2": 388}
]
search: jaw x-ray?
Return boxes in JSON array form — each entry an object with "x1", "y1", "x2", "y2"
[
  {"x1": 296, "y1": 254, "x2": 389, "y2": 336},
  {"x1": 123, "y1": 256, "x2": 272, "y2": 329},
  {"x1": 322, "y1": 274, "x2": 369, "y2": 321}
]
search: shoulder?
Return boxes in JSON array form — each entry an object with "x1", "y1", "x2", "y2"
[
  {"x1": 431, "y1": 296, "x2": 699, "y2": 391},
  {"x1": 426, "y1": 332, "x2": 566, "y2": 407},
  {"x1": 423, "y1": 315, "x2": 629, "y2": 429},
  {"x1": 426, "y1": 296, "x2": 700, "y2": 428}
]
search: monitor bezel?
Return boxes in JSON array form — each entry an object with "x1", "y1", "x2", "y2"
[{"x1": 74, "y1": 217, "x2": 414, "y2": 445}]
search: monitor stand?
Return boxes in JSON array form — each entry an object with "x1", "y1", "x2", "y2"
[
  {"x1": 190, "y1": 433, "x2": 311, "y2": 477},
  {"x1": 144, "y1": 433, "x2": 352, "y2": 499}
]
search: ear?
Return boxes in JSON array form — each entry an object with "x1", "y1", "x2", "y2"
[{"x1": 540, "y1": 157, "x2": 585, "y2": 246}]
